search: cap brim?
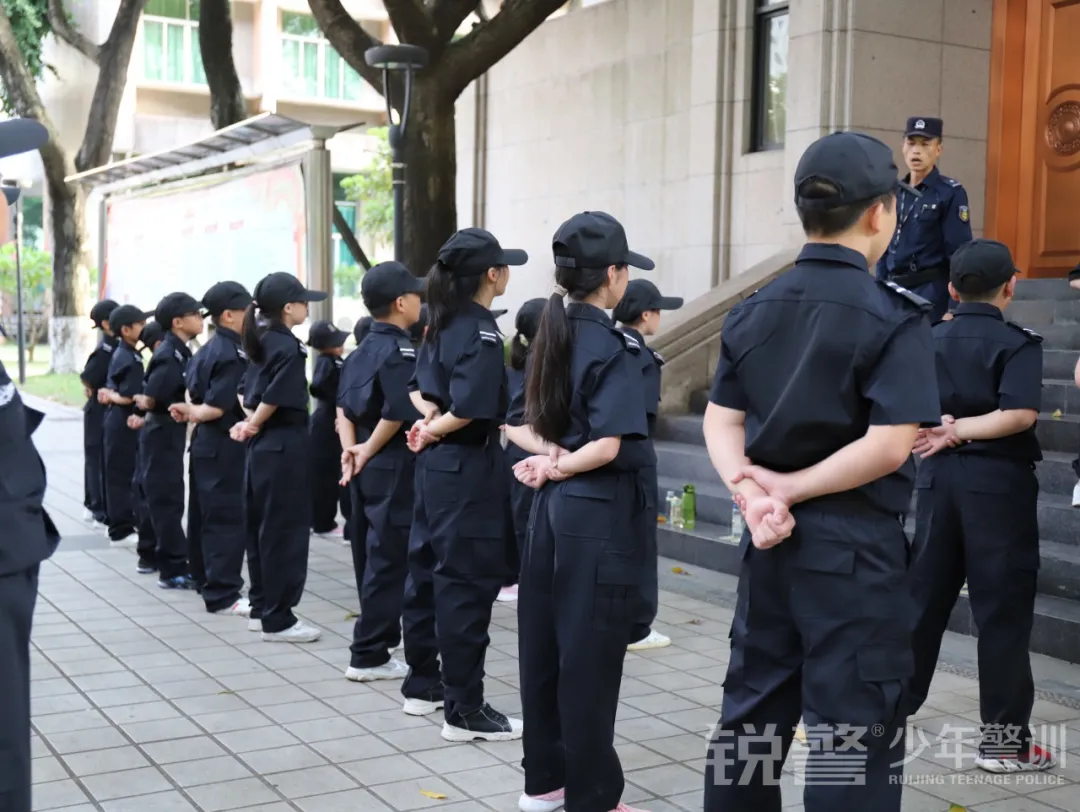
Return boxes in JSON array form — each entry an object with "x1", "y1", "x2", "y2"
[
  {"x1": 330, "y1": 329, "x2": 349, "y2": 346},
  {"x1": 2, "y1": 186, "x2": 20, "y2": 205},
  {"x1": 626, "y1": 250, "x2": 655, "y2": 271},
  {"x1": 499, "y1": 248, "x2": 528, "y2": 267},
  {"x1": 657, "y1": 296, "x2": 683, "y2": 310},
  {"x1": 301, "y1": 290, "x2": 329, "y2": 302},
  {"x1": 0, "y1": 119, "x2": 48, "y2": 160}
]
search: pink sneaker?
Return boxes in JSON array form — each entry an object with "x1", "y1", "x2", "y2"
[
  {"x1": 497, "y1": 584, "x2": 519, "y2": 603},
  {"x1": 518, "y1": 788, "x2": 564, "y2": 812},
  {"x1": 610, "y1": 805, "x2": 647, "y2": 812}
]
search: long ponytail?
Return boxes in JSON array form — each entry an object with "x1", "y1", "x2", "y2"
[
  {"x1": 509, "y1": 333, "x2": 529, "y2": 371},
  {"x1": 241, "y1": 302, "x2": 264, "y2": 363},
  {"x1": 424, "y1": 261, "x2": 482, "y2": 344}
]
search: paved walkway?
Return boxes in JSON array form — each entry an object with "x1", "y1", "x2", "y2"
[{"x1": 22, "y1": 394, "x2": 1080, "y2": 811}]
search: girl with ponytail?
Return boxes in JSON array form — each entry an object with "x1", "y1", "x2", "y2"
[
  {"x1": 504, "y1": 212, "x2": 656, "y2": 812},
  {"x1": 230, "y1": 272, "x2": 326, "y2": 645}
]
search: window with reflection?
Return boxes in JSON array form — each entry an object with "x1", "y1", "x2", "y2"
[{"x1": 752, "y1": 0, "x2": 789, "y2": 151}]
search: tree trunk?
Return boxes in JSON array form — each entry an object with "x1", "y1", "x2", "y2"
[
  {"x1": 401, "y1": 81, "x2": 459, "y2": 276},
  {"x1": 199, "y1": 0, "x2": 246, "y2": 129}
]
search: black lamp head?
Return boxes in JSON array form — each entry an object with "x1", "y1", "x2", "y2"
[{"x1": 364, "y1": 44, "x2": 429, "y2": 72}]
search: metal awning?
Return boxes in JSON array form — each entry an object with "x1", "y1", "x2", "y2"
[{"x1": 65, "y1": 112, "x2": 363, "y2": 194}]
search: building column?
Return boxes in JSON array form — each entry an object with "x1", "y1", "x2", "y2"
[{"x1": 303, "y1": 141, "x2": 334, "y2": 323}]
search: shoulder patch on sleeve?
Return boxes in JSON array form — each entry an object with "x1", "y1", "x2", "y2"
[
  {"x1": 1006, "y1": 321, "x2": 1043, "y2": 344},
  {"x1": 880, "y1": 279, "x2": 933, "y2": 313},
  {"x1": 651, "y1": 348, "x2": 665, "y2": 367},
  {"x1": 102, "y1": 342, "x2": 114, "y2": 353},
  {"x1": 944, "y1": 176, "x2": 962, "y2": 188},
  {"x1": 958, "y1": 205, "x2": 969, "y2": 223},
  {"x1": 396, "y1": 337, "x2": 417, "y2": 359},
  {"x1": 237, "y1": 348, "x2": 248, "y2": 361},
  {"x1": 298, "y1": 343, "x2": 308, "y2": 357},
  {"x1": 618, "y1": 330, "x2": 641, "y2": 354},
  {"x1": 478, "y1": 329, "x2": 500, "y2": 347},
  {"x1": 173, "y1": 349, "x2": 184, "y2": 363}
]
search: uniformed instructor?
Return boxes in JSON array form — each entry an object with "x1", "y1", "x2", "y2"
[
  {"x1": 0, "y1": 117, "x2": 59, "y2": 812},
  {"x1": 876, "y1": 116, "x2": 972, "y2": 322}
]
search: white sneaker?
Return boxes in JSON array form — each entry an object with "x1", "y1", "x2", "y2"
[
  {"x1": 82, "y1": 508, "x2": 94, "y2": 523},
  {"x1": 402, "y1": 696, "x2": 444, "y2": 716},
  {"x1": 627, "y1": 629, "x2": 672, "y2": 651},
  {"x1": 313, "y1": 527, "x2": 344, "y2": 540},
  {"x1": 92, "y1": 520, "x2": 105, "y2": 530},
  {"x1": 109, "y1": 534, "x2": 138, "y2": 550},
  {"x1": 519, "y1": 788, "x2": 565, "y2": 812},
  {"x1": 345, "y1": 659, "x2": 408, "y2": 682},
  {"x1": 497, "y1": 584, "x2": 519, "y2": 603},
  {"x1": 1072, "y1": 480, "x2": 1080, "y2": 508},
  {"x1": 214, "y1": 598, "x2": 252, "y2": 618},
  {"x1": 247, "y1": 618, "x2": 263, "y2": 633},
  {"x1": 262, "y1": 621, "x2": 322, "y2": 643}
]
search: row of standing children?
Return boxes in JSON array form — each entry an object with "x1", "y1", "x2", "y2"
[{"x1": 79, "y1": 211, "x2": 683, "y2": 812}]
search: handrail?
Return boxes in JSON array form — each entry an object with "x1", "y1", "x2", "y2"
[{"x1": 651, "y1": 248, "x2": 800, "y2": 414}]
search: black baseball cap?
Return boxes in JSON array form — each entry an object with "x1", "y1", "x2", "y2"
[
  {"x1": 90, "y1": 299, "x2": 119, "y2": 327},
  {"x1": 613, "y1": 279, "x2": 683, "y2": 324},
  {"x1": 361, "y1": 261, "x2": 425, "y2": 309},
  {"x1": 904, "y1": 116, "x2": 943, "y2": 139},
  {"x1": 253, "y1": 272, "x2": 327, "y2": 311},
  {"x1": 353, "y1": 315, "x2": 374, "y2": 345},
  {"x1": 515, "y1": 298, "x2": 546, "y2": 341},
  {"x1": 307, "y1": 320, "x2": 349, "y2": 350},
  {"x1": 552, "y1": 212, "x2": 654, "y2": 271},
  {"x1": 155, "y1": 292, "x2": 203, "y2": 326},
  {"x1": 109, "y1": 304, "x2": 153, "y2": 332},
  {"x1": 794, "y1": 131, "x2": 919, "y2": 210},
  {"x1": 949, "y1": 239, "x2": 1019, "y2": 295},
  {"x1": 139, "y1": 320, "x2": 166, "y2": 350},
  {"x1": 0, "y1": 119, "x2": 47, "y2": 206},
  {"x1": 202, "y1": 281, "x2": 252, "y2": 316},
  {"x1": 437, "y1": 228, "x2": 528, "y2": 277}
]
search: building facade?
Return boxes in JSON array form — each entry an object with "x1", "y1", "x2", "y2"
[{"x1": 455, "y1": 0, "x2": 1080, "y2": 317}]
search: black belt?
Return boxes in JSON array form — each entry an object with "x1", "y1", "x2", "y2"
[{"x1": 891, "y1": 265, "x2": 947, "y2": 289}]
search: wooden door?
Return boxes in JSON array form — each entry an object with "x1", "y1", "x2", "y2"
[{"x1": 986, "y1": 0, "x2": 1080, "y2": 278}]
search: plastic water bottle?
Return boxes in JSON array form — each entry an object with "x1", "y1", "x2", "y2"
[
  {"x1": 731, "y1": 501, "x2": 745, "y2": 540},
  {"x1": 682, "y1": 484, "x2": 696, "y2": 531},
  {"x1": 665, "y1": 490, "x2": 677, "y2": 523},
  {"x1": 670, "y1": 493, "x2": 684, "y2": 530}
]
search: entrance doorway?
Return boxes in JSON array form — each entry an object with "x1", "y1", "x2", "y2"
[{"x1": 986, "y1": 0, "x2": 1080, "y2": 278}]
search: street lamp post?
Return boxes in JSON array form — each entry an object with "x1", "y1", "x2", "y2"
[{"x1": 364, "y1": 44, "x2": 429, "y2": 264}]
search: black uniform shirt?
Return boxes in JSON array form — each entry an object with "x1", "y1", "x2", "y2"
[
  {"x1": 338, "y1": 322, "x2": 420, "y2": 445},
  {"x1": 505, "y1": 362, "x2": 527, "y2": 428},
  {"x1": 243, "y1": 322, "x2": 309, "y2": 414},
  {"x1": 143, "y1": 332, "x2": 192, "y2": 415},
  {"x1": 0, "y1": 361, "x2": 60, "y2": 575},
  {"x1": 80, "y1": 334, "x2": 119, "y2": 393},
  {"x1": 555, "y1": 303, "x2": 652, "y2": 471},
  {"x1": 411, "y1": 301, "x2": 505, "y2": 443},
  {"x1": 106, "y1": 341, "x2": 146, "y2": 414},
  {"x1": 620, "y1": 325, "x2": 664, "y2": 432},
  {"x1": 710, "y1": 243, "x2": 941, "y2": 514},
  {"x1": 930, "y1": 302, "x2": 1043, "y2": 461},
  {"x1": 186, "y1": 326, "x2": 247, "y2": 451},
  {"x1": 310, "y1": 353, "x2": 344, "y2": 410}
]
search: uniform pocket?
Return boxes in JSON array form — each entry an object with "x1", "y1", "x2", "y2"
[
  {"x1": 555, "y1": 478, "x2": 617, "y2": 540},
  {"x1": 791, "y1": 540, "x2": 858, "y2": 617},
  {"x1": 857, "y1": 645, "x2": 913, "y2": 729}
]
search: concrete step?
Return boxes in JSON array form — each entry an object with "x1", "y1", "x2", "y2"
[
  {"x1": 1037, "y1": 451, "x2": 1078, "y2": 497},
  {"x1": 1033, "y1": 324, "x2": 1080, "y2": 351},
  {"x1": 657, "y1": 473, "x2": 734, "y2": 529},
  {"x1": 1007, "y1": 298, "x2": 1080, "y2": 326},
  {"x1": 1045, "y1": 350, "x2": 1079, "y2": 381},
  {"x1": 656, "y1": 521, "x2": 1080, "y2": 664},
  {"x1": 1014, "y1": 279, "x2": 1080, "y2": 300},
  {"x1": 1040, "y1": 380, "x2": 1080, "y2": 417}
]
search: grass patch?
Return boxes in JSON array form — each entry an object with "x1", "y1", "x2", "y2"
[{"x1": 19, "y1": 374, "x2": 86, "y2": 408}]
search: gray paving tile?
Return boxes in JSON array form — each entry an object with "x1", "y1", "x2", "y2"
[
  {"x1": 32, "y1": 693, "x2": 94, "y2": 716},
  {"x1": 285, "y1": 715, "x2": 367, "y2": 743},
  {"x1": 341, "y1": 753, "x2": 431, "y2": 786},
  {"x1": 103, "y1": 702, "x2": 182, "y2": 725},
  {"x1": 141, "y1": 736, "x2": 229, "y2": 764},
  {"x1": 154, "y1": 677, "x2": 226, "y2": 699},
  {"x1": 121, "y1": 717, "x2": 202, "y2": 744},
  {"x1": 60, "y1": 746, "x2": 150, "y2": 776},
  {"x1": 409, "y1": 745, "x2": 501, "y2": 775},
  {"x1": 33, "y1": 778, "x2": 92, "y2": 810},
  {"x1": 443, "y1": 764, "x2": 524, "y2": 798},
  {"x1": 43, "y1": 726, "x2": 129, "y2": 755},
  {"x1": 240, "y1": 744, "x2": 329, "y2": 774},
  {"x1": 234, "y1": 684, "x2": 311, "y2": 707},
  {"x1": 369, "y1": 776, "x2": 467, "y2": 811},
  {"x1": 161, "y1": 755, "x2": 256, "y2": 787},
  {"x1": 185, "y1": 776, "x2": 283, "y2": 812},
  {"x1": 191, "y1": 708, "x2": 270, "y2": 734},
  {"x1": 81, "y1": 765, "x2": 174, "y2": 802},
  {"x1": 311, "y1": 734, "x2": 397, "y2": 764},
  {"x1": 265, "y1": 764, "x2": 359, "y2": 798},
  {"x1": 32, "y1": 756, "x2": 69, "y2": 784},
  {"x1": 626, "y1": 762, "x2": 702, "y2": 796},
  {"x1": 99, "y1": 790, "x2": 199, "y2": 811},
  {"x1": 293, "y1": 788, "x2": 394, "y2": 812},
  {"x1": 33, "y1": 708, "x2": 110, "y2": 734},
  {"x1": 215, "y1": 725, "x2": 301, "y2": 754}
]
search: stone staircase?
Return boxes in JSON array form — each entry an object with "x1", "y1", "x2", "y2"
[{"x1": 654, "y1": 277, "x2": 1080, "y2": 664}]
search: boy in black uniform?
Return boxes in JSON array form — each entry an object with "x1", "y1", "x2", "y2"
[
  {"x1": 99, "y1": 304, "x2": 155, "y2": 548},
  {"x1": 307, "y1": 320, "x2": 353, "y2": 541},
  {"x1": 80, "y1": 298, "x2": 119, "y2": 529},
  {"x1": 702, "y1": 131, "x2": 941, "y2": 811},
  {"x1": 338, "y1": 261, "x2": 424, "y2": 682},
  {"x1": 132, "y1": 321, "x2": 165, "y2": 573},
  {"x1": 137, "y1": 292, "x2": 203, "y2": 589},
  {"x1": 613, "y1": 278, "x2": 683, "y2": 652},
  {"x1": 908, "y1": 238, "x2": 1054, "y2": 772}
]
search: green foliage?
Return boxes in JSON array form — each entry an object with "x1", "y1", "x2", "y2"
[
  {"x1": 340, "y1": 127, "x2": 393, "y2": 248},
  {"x1": 0, "y1": 0, "x2": 54, "y2": 114},
  {"x1": 0, "y1": 243, "x2": 52, "y2": 356},
  {"x1": 333, "y1": 263, "x2": 362, "y2": 298}
]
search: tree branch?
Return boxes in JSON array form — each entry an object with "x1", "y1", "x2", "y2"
[
  {"x1": 440, "y1": 0, "x2": 565, "y2": 99},
  {"x1": 431, "y1": 0, "x2": 484, "y2": 40},
  {"x1": 383, "y1": 0, "x2": 438, "y2": 51},
  {"x1": 75, "y1": 0, "x2": 148, "y2": 172},
  {"x1": 199, "y1": 0, "x2": 247, "y2": 129},
  {"x1": 307, "y1": 0, "x2": 403, "y2": 110},
  {"x1": 333, "y1": 206, "x2": 371, "y2": 270},
  {"x1": 47, "y1": 0, "x2": 101, "y2": 64}
]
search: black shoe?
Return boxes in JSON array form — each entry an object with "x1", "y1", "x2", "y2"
[
  {"x1": 402, "y1": 686, "x2": 445, "y2": 717},
  {"x1": 158, "y1": 575, "x2": 197, "y2": 590},
  {"x1": 136, "y1": 559, "x2": 157, "y2": 574},
  {"x1": 440, "y1": 702, "x2": 522, "y2": 742}
]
